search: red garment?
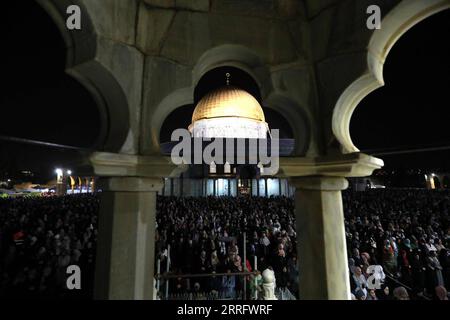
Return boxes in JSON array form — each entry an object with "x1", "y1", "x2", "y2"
[
  {"x1": 246, "y1": 259, "x2": 252, "y2": 272},
  {"x1": 401, "y1": 250, "x2": 410, "y2": 267},
  {"x1": 13, "y1": 231, "x2": 24, "y2": 241}
]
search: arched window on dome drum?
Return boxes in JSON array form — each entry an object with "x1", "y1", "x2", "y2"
[
  {"x1": 209, "y1": 161, "x2": 217, "y2": 174},
  {"x1": 224, "y1": 162, "x2": 231, "y2": 174}
]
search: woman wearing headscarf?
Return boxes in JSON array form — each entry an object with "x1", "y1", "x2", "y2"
[
  {"x1": 382, "y1": 239, "x2": 397, "y2": 275},
  {"x1": 410, "y1": 249, "x2": 426, "y2": 295},
  {"x1": 350, "y1": 266, "x2": 368, "y2": 298},
  {"x1": 426, "y1": 250, "x2": 444, "y2": 294}
]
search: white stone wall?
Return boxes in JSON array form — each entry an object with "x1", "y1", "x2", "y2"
[{"x1": 190, "y1": 117, "x2": 268, "y2": 139}]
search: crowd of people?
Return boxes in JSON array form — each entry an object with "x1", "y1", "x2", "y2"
[
  {"x1": 0, "y1": 188, "x2": 449, "y2": 300},
  {"x1": 0, "y1": 195, "x2": 98, "y2": 299},
  {"x1": 156, "y1": 190, "x2": 450, "y2": 300},
  {"x1": 155, "y1": 196, "x2": 298, "y2": 299},
  {"x1": 343, "y1": 189, "x2": 450, "y2": 300}
]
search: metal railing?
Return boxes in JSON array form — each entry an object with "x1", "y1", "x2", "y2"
[
  {"x1": 156, "y1": 233, "x2": 265, "y2": 300},
  {"x1": 162, "y1": 291, "x2": 244, "y2": 301},
  {"x1": 156, "y1": 270, "x2": 260, "y2": 300}
]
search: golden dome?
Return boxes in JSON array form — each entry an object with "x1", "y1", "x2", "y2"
[{"x1": 192, "y1": 86, "x2": 265, "y2": 123}]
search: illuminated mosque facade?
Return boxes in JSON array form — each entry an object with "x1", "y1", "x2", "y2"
[{"x1": 160, "y1": 73, "x2": 295, "y2": 197}]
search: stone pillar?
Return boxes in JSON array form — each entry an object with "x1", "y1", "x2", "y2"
[
  {"x1": 290, "y1": 176, "x2": 350, "y2": 300},
  {"x1": 94, "y1": 177, "x2": 164, "y2": 300}
]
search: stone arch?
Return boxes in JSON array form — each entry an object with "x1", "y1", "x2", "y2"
[
  {"x1": 332, "y1": 0, "x2": 450, "y2": 154},
  {"x1": 192, "y1": 44, "x2": 273, "y2": 100},
  {"x1": 264, "y1": 93, "x2": 311, "y2": 156},
  {"x1": 151, "y1": 46, "x2": 272, "y2": 153},
  {"x1": 35, "y1": 0, "x2": 130, "y2": 152},
  {"x1": 151, "y1": 87, "x2": 194, "y2": 149},
  {"x1": 159, "y1": 105, "x2": 194, "y2": 144},
  {"x1": 194, "y1": 65, "x2": 262, "y2": 104},
  {"x1": 262, "y1": 108, "x2": 294, "y2": 139}
]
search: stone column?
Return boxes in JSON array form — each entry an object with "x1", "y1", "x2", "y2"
[
  {"x1": 94, "y1": 177, "x2": 164, "y2": 300},
  {"x1": 290, "y1": 176, "x2": 350, "y2": 300}
]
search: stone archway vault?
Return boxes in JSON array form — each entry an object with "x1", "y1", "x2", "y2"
[
  {"x1": 36, "y1": 0, "x2": 131, "y2": 152},
  {"x1": 332, "y1": 0, "x2": 450, "y2": 154}
]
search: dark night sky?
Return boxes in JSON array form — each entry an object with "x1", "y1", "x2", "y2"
[
  {"x1": 351, "y1": 9, "x2": 450, "y2": 169},
  {"x1": 0, "y1": 2, "x2": 449, "y2": 181},
  {"x1": 0, "y1": 1, "x2": 100, "y2": 147},
  {"x1": 352, "y1": 8, "x2": 450, "y2": 149}
]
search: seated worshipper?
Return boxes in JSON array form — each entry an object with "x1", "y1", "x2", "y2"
[{"x1": 350, "y1": 267, "x2": 368, "y2": 298}]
